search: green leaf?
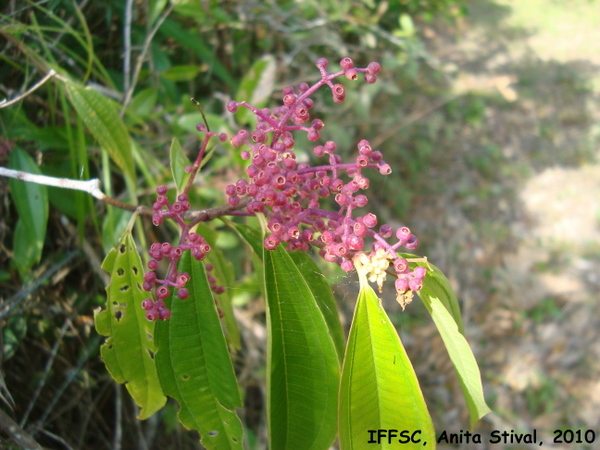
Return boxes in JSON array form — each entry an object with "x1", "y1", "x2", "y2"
[
  {"x1": 339, "y1": 283, "x2": 435, "y2": 450},
  {"x1": 65, "y1": 81, "x2": 135, "y2": 182},
  {"x1": 399, "y1": 13, "x2": 415, "y2": 36},
  {"x1": 94, "y1": 229, "x2": 166, "y2": 419},
  {"x1": 402, "y1": 254, "x2": 464, "y2": 333},
  {"x1": 169, "y1": 137, "x2": 191, "y2": 193},
  {"x1": 235, "y1": 54, "x2": 276, "y2": 125},
  {"x1": 8, "y1": 147, "x2": 48, "y2": 276},
  {"x1": 128, "y1": 87, "x2": 158, "y2": 118},
  {"x1": 263, "y1": 245, "x2": 339, "y2": 450},
  {"x1": 162, "y1": 64, "x2": 202, "y2": 81},
  {"x1": 417, "y1": 289, "x2": 491, "y2": 429},
  {"x1": 158, "y1": 19, "x2": 236, "y2": 88},
  {"x1": 101, "y1": 206, "x2": 131, "y2": 254},
  {"x1": 195, "y1": 221, "x2": 241, "y2": 351},
  {"x1": 155, "y1": 252, "x2": 243, "y2": 449},
  {"x1": 206, "y1": 249, "x2": 241, "y2": 350},
  {"x1": 148, "y1": 0, "x2": 168, "y2": 24},
  {"x1": 228, "y1": 222, "x2": 263, "y2": 257},
  {"x1": 176, "y1": 112, "x2": 230, "y2": 135},
  {"x1": 288, "y1": 251, "x2": 346, "y2": 362},
  {"x1": 404, "y1": 255, "x2": 490, "y2": 427},
  {"x1": 230, "y1": 221, "x2": 343, "y2": 358}
]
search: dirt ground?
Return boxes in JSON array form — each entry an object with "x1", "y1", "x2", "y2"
[{"x1": 395, "y1": 0, "x2": 600, "y2": 448}]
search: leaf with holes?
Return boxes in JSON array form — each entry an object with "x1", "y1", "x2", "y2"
[
  {"x1": 94, "y1": 229, "x2": 166, "y2": 419},
  {"x1": 155, "y1": 252, "x2": 243, "y2": 449}
]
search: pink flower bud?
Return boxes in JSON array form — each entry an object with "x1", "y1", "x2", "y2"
[
  {"x1": 340, "y1": 57, "x2": 354, "y2": 70},
  {"x1": 226, "y1": 100, "x2": 238, "y2": 112}
]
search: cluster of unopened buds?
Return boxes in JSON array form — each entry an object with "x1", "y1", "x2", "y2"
[
  {"x1": 141, "y1": 187, "x2": 225, "y2": 321},
  {"x1": 142, "y1": 56, "x2": 426, "y2": 320}
]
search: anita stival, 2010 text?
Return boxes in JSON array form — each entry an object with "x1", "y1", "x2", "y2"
[{"x1": 366, "y1": 428, "x2": 597, "y2": 446}]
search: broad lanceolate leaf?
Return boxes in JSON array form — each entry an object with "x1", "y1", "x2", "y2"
[
  {"x1": 8, "y1": 147, "x2": 49, "y2": 277},
  {"x1": 231, "y1": 222, "x2": 344, "y2": 360},
  {"x1": 417, "y1": 289, "x2": 491, "y2": 429},
  {"x1": 405, "y1": 255, "x2": 491, "y2": 427},
  {"x1": 264, "y1": 245, "x2": 339, "y2": 450},
  {"x1": 94, "y1": 229, "x2": 166, "y2": 419},
  {"x1": 155, "y1": 252, "x2": 243, "y2": 450},
  {"x1": 288, "y1": 251, "x2": 346, "y2": 362},
  {"x1": 169, "y1": 137, "x2": 191, "y2": 194},
  {"x1": 339, "y1": 284, "x2": 435, "y2": 450},
  {"x1": 65, "y1": 81, "x2": 135, "y2": 182}
]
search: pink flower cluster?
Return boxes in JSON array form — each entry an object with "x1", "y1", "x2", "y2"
[
  {"x1": 225, "y1": 57, "x2": 424, "y2": 291},
  {"x1": 142, "y1": 56, "x2": 426, "y2": 320},
  {"x1": 141, "y1": 187, "x2": 224, "y2": 321}
]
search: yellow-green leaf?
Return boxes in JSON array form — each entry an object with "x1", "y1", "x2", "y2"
[
  {"x1": 339, "y1": 283, "x2": 435, "y2": 449},
  {"x1": 94, "y1": 230, "x2": 166, "y2": 419},
  {"x1": 418, "y1": 289, "x2": 491, "y2": 428}
]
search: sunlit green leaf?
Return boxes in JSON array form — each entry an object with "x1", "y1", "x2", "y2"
[
  {"x1": 264, "y1": 245, "x2": 339, "y2": 449},
  {"x1": 399, "y1": 13, "x2": 415, "y2": 36},
  {"x1": 339, "y1": 283, "x2": 435, "y2": 449},
  {"x1": 176, "y1": 112, "x2": 230, "y2": 135},
  {"x1": 230, "y1": 221, "x2": 343, "y2": 359},
  {"x1": 417, "y1": 289, "x2": 491, "y2": 428},
  {"x1": 402, "y1": 253, "x2": 464, "y2": 333},
  {"x1": 65, "y1": 81, "x2": 135, "y2": 182},
  {"x1": 94, "y1": 229, "x2": 166, "y2": 419},
  {"x1": 8, "y1": 147, "x2": 48, "y2": 276},
  {"x1": 155, "y1": 252, "x2": 243, "y2": 449}
]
